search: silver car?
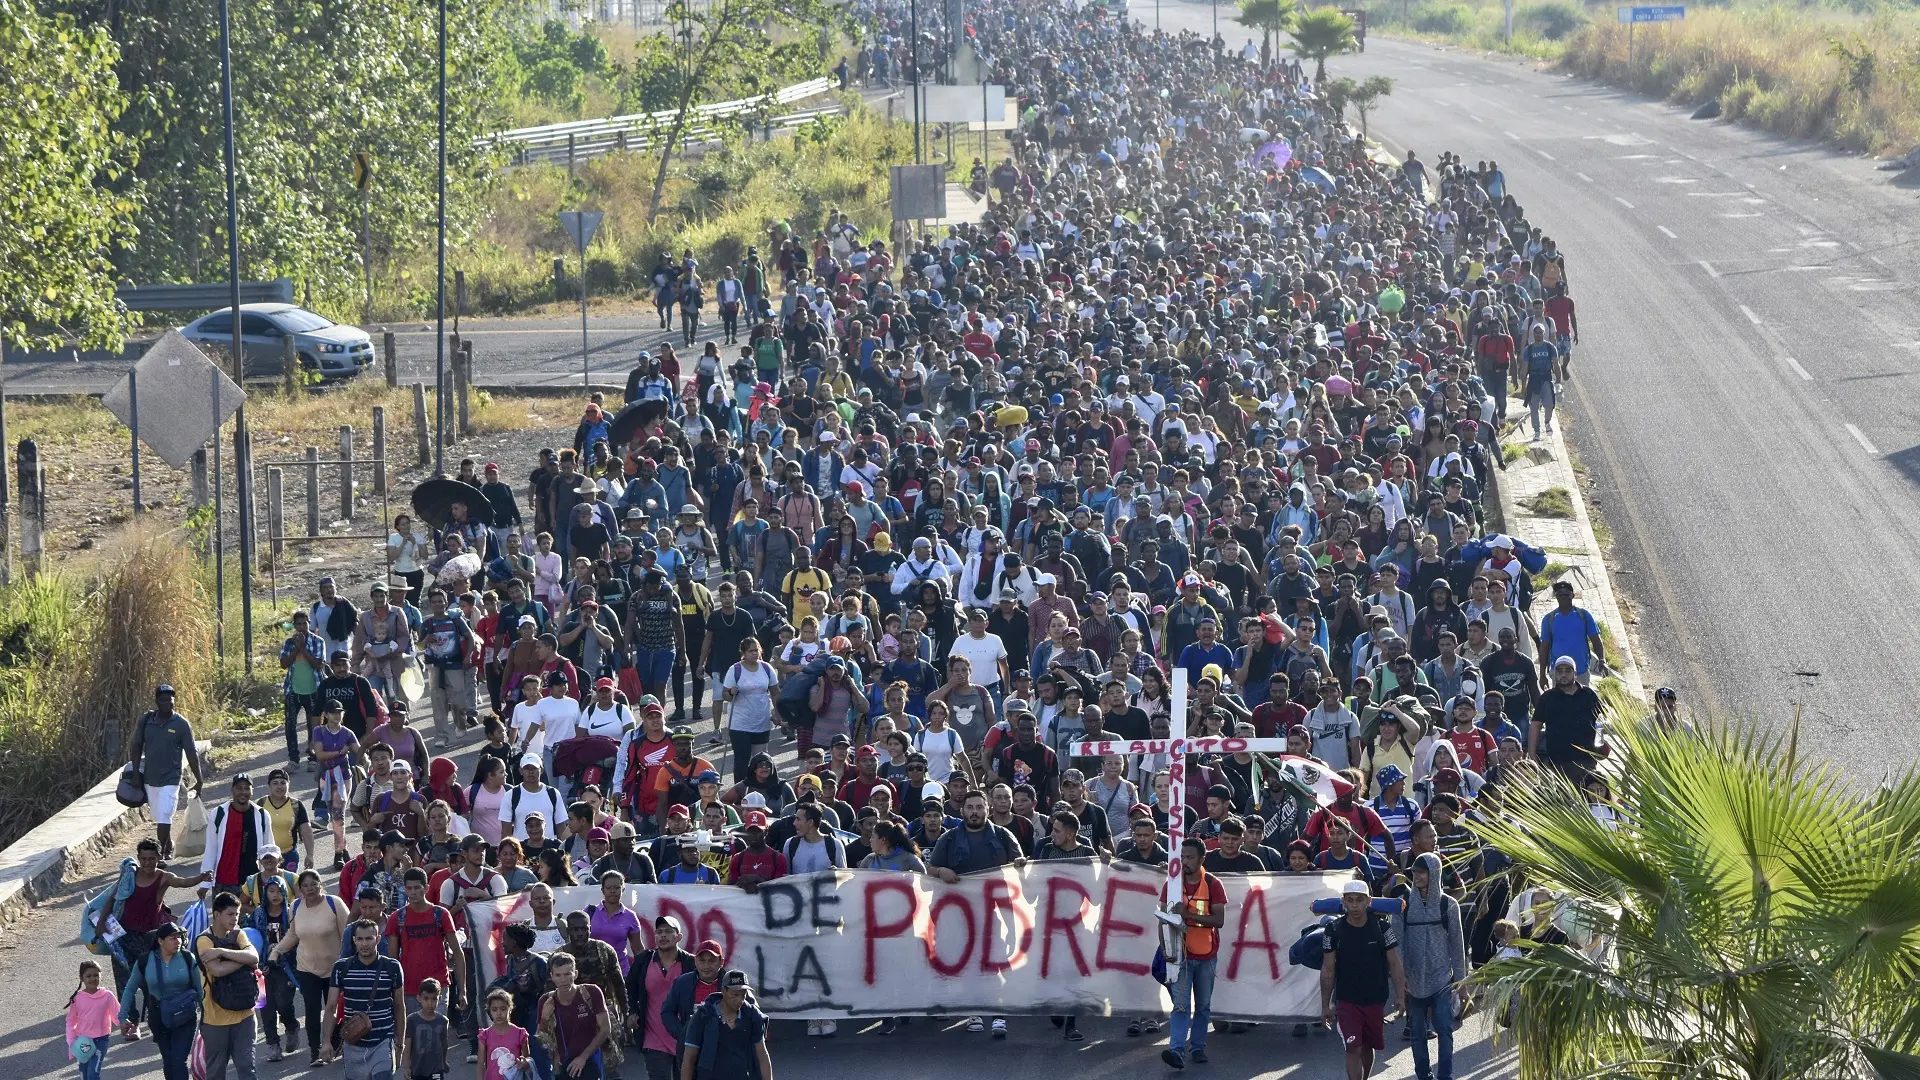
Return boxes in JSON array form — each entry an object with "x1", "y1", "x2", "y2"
[{"x1": 180, "y1": 303, "x2": 374, "y2": 380}]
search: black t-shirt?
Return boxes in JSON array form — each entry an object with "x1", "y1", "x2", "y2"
[
  {"x1": 1325, "y1": 914, "x2": 1397, "y2": 1005},
  {"x1": 997, "y1": 742, "x2": 1058, "y2": 796},
  {"x1": 1100, "y1": 705, "x2": 1151, "y2": 740},
  {"x1": 703, "y1": 608, "x2": 758, "y2": 673},
  {"x1": 1479, "y1": 651, "x2": 1535, "y2": 720},
  {"x1": 1534, "y1": 685, "x2": 1602, "y2": 772},
  {"x1": 1202, "y1": 850, "x2": 1267, "y2": 874}
]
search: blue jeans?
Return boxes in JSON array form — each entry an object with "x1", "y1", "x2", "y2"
[
  {"x1": 1168, "y1": 956, "x2": 1217, "y2": 1055},
  {"x1": 72, "y1": 1035, "x2": 109, "y2": 1080},
  {"x1": 1407, "y1": 990, "x2": 1455, "y2": 1080},
  {"x1": 283, "y1": 692, "x2": 318, "y2": 763},
  {"x1": 152, "y1": 1018, "x2": 195, "y2": 1080}
]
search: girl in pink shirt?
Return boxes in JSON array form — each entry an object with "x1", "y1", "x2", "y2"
[
  {"x1": 478, "y1": 989, "x2": 534, "y2": 1080},
  {"x1": 65, "y1": 960, "x2": 117, "y2": 1080}
]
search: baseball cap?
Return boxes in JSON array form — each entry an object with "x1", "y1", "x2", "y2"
[
  {"x1": 388, "y1": 760, "x2": 413, "y2": 775},
  {"x1": 667, "y1": 803, "x2": 692, "y2": 819},
  {"x1": 1341, "y1": 879, "x2": 1372, "y2": 897},
  {"x1": 696, "y1": 940, "x2": 725, "y2": 958},
  {"x1": 744, "y1": 810, "x2": 770, "y2": 829},
  {"x1": 695, "y1": 769, "x2": 722, "y2": 785},
  {"x1": 520, "y1": 753, "x2": 542, "y2": 770},
  {"x1": 594, "y1": 677, "x2": 616, "y2": 690},
  {"x1": 587, "y1": 827, "x2": 611, "y2": 843}
]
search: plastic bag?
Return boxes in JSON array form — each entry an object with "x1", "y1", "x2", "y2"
[
  {"x1": 189, "y1": 1031, "x2": 208, "y2": 1080},
  {"x1": 172, "y1": 796, "x2": 209, "y2": 860}
]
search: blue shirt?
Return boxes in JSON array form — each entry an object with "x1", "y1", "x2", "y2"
[
  {"x1": 1538, "y1": 607, "x2": 1600, "y2": 674},
  {"x1": 1177, "y1": 641, "x2": 1236, "y2": 687},
  {"x1": 1523, "y1": 341, "x2": 1557, "y2": 383}
]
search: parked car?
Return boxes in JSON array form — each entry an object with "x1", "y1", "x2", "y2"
[{"x1": 180, "y1": 304, "x2": 374, "y2": 380}]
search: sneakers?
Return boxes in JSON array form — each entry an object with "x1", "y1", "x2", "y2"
[
  {"x1": 284, "y1": 1032, "x2": 298, "y2": 1054},
  {"x1": 1292, "y1": 1023, "x2": 1309, "y2": 1038},
  {"x1": 966, "y1": 1016, "x2": 986, "y2": 1033},
  {"x1": 1161, "y1": 1049, "x2": 1186, "y2": 1070},
  {"x1": 467, "y1": 1052, "x2": 479, "y2": 1063},
  {"x1": 807, "y1": 1020, "x2": 821, "y2": 1037},
  {"x1": 819, "y1": 1020, "x2": 838, "y2": 1037},
  {"x1": 267, "y1": 1046, "x2": 285, "y2": 1063},
  {"x1": 991, "y1": 1018, "x2": 1008, "y2": 1039},
  {"x1": 1191, "y1": 1049, "x2": 1209, "y2": 1064},
  {"x1": 1128, "y1": 1017, "x2": 1163, "y2": 1036},
  {"x1": 1064, "y1": 1023, "x2": 1084, "y2": 1041}
]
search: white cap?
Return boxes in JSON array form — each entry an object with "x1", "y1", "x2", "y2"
[
  {"x1": 1341, "y1": 879, "x2": 1371, "y2": 897},
  {"x1": 258, "y1": 845, "x2": 282, "y2": 860},
  {"x1": 818, "y1": 430, "x2": 837, "y2": 443},
  {"x1": 1035, "y1": 572, "x2": 1057, "y2": 586}
]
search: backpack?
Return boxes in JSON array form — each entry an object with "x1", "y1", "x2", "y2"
[
  {"x1": 507, "y1": 784, "x2": 559, "y2": 830},
  {"x1": 1288, "y1": 915, "x2": 1337, "y2": 971},
  {"x1": 782, "y1": 832, "x2": 846, "y2": 868},
  {"x1": 944, "y1": 823, "x2": 1008, "y2": 869},
  {"x1": 203, "y1": 932, "x2": 262, "y2": 1012},
  {"x1": 777, "y1": 652, "x2": 837, "y2": 706}
]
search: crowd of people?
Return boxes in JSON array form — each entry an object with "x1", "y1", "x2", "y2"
[{"x1": 68, "y1": 1, "x2": 1646, "y2": 1079}]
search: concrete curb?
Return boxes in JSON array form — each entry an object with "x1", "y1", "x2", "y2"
[
  {"x1": 0, "y1": 767, "x2": 148, "y2": 931},
  {"x1": 1491, "y1": 415, "x2": 1647, "y2": 702}
]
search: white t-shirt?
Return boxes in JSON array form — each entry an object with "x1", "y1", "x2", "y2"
[
  {"x1": 518, "y1": 695, "x2": 582, "y2": 753},
  {"x1": 503, "y1": 783, "x2": 563, "y2": 841},
  {"x1": 577, "y1": 702, "x2": 631, "y2": 740},
  {"x1": 723, "y1": 661, "x2": 778, "y2": 733},
  {"x1": 947, "y1": 632, "x2": 1009, "y2": 689},
  {"x1": 913, "y1": 726, "x2": 965, "y2": 782}
]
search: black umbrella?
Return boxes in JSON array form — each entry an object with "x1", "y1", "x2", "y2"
[
  {"x1": 607, "y1": 399, "x2": 671, "y2": 451},
  {"x1": 410, "y1": 476, "x2": 496, "y2": 530}
]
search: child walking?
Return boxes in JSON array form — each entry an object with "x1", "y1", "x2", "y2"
[
  {"x1": 65, "y1": 960, "x2": 117, "y2": 1080},
  {"x1": 478, "y1": 988, "x2": 534, "y2": 1080},
  {"x1": 408, "y1": 977, "x2": 451, "y2": 1080}
]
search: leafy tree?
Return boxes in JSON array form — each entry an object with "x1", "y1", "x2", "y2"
[
  {"x1": 62, "y1": 0, "x2": 525, "y2": 314},
  {"x1": 1287, "y1": 7, "x2": 1356, "y2": 82},
  {"x1": 643, "y1": 0, "x2": 838, "y2": 221},
  {"x1": 1322, "y1": 75, "x2": 1357, "y2": 120},
  {"x1": 1472, "y1": 721, "x2": 1920, "y2": 1080},
  {"x1": 0, "y1": 0, "x2": 136, "y2": 350},
  {"x1": 1347, "y1": 74, "x2": 1393, "y2": 139},
  {"x1": 1235, "y1": 0, "x2": 1293, "y2": 68}
]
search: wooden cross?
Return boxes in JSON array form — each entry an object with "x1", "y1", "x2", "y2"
[{"x1": 1071, "y1": 669, "x2": 1298, "y2": 906}]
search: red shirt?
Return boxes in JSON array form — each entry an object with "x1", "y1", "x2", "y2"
[
  {"x1": 839, "y1": 776, "x2": 897, "y2": 811},
  {"x1": 1304, "y1": 802, "x2": 1389, "y2": 852},
  {"x1": 1444, "y1": 727, "x2": 1497, "y2": 774},
  {"x1": 1476, "y1": 333, "x2": 1514, "y2": 370},
  {"x1": 727, "y1": 847, "x2": 788, "y2": 885},
  {"x1": 383, "y1": 901, "x2": 455, "y2": 994},
  {"x1": 1250, "y1": 700, "x2": 1306, "y2": 741},
  {"x1": 215, "y1": 807, "x2": 248, "y2": 886},
  {"x1": 1544, "y1": 295, "x2": 1576, "y2": 336}
]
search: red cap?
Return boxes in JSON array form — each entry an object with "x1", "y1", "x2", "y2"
[
  {"x1": 594, "y1": 677, "x2": 615, "y2": 690},
  {"x1": 667, "y1": 804, "x2": 691, "y2": 818},
  {"x1": 855, "y1": 745, "x2": 879, "y2": 760},
  {"x1": 744, "y1": 810, "x2": 770, "y2": 829},
  {"x1": 1026, "y1": 439, "x2": 1041, "y2": 451},
  {"x1": 696, "y1": 940, "x2": 725, "y2": 958}
]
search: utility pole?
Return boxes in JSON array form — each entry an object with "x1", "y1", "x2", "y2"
[
  {"x1": 911, "y1": 0, "x2": 923, "y2": 163},
  {"x1": 218, "y1": 0, "x2": 254, "y2": 669},
  {"x1": 434, "y1": 0, "x2": 449, "y2": 476}
]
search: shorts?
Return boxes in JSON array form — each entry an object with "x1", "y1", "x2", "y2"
[
  {"x1": 634, "y1": 647, "x2": 676, "y2": 685},
  {"x1": 146, "y1": 784, "x2": 180, "y2": 826},
  {"x1": 1555, "y1": 333, "x2": 1572, "y2": 357},
  {"x1": 1335, "y1": 1000, "x2": 1385, "y2": 1052}
]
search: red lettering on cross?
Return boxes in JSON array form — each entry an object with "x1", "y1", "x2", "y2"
[
  {"x1": 1040, "y1": 873, "x2": 1093, "y2": 979},
  {"x1": 1226, "y1": 886, "x2": 1281, "y2": 981},
  {"x1": 1095, "y1": 876, "x2": 1157, "y2": 976},
  {"x1": 864, "y1": 878, "x2": 920, "y2": 985}
]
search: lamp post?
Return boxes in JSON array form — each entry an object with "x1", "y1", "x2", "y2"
[
  {"x1": 434, "y1": 0, "x2": 449, "y2": 476},
  {"x1": 217, "y1": 0, "x2": 255, "y2": 669},
  {"x1": 910, "y1": 0, "x2": 923, "y2": 163}
]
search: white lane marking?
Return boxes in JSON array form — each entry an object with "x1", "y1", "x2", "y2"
[
  {"x1": 1657, "y1": 226, "x2": 1677, "y2": 239},
  {"x1": 1783, "y1": 356, "x2": 1813, "y2": 381},
  {"x1": 1537, "y1": 150, "x2": 1555, "y2": 160},
  {"x1": 1847, "y1": 240, "x2": 1864, "y2": 251},
  {"x1": 1740, "y1": 305, "x2": 1762, "y2": 325},
  {"x1": 1698, "y1": 260, "x2": 1719, "y2": 277},
  {"x1": 1576, "y1": 171, "x2": 1593, "y2": 182},
  {"x1": 1872, "y1": 255, "x2": 1889, "y2": 267},
  {"x1": 1505, "y1": 131, "x2": 1521, "y2": 139},
  {"x1": 1470, "y1": 114, "x2": 1485, "y2": 124},
  {"x1": 1846, "y1": 423, "x2": 1881, "y2": 456},
  {"x1": 1615, "y1": 196, "x2": 1635, "y2": 208}
]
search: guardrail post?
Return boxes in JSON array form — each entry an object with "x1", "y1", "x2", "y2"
[
  {"x1": 305, "y1": 446, "x2": 321, "y2": 537},
  {"x1": 413, "y1": 383, "x2": 430, "y2": 467},
  {"x1": 339, "y1": 425, "x2": 355, "y2": 522},
  {"x1": 568, "y1": 134, "x2": 577, "y2": 178},
  {"x1": 458, "y1": 340, "x2": 474, "y2": 437},
  {"x1": 444, "y1": 334, "x2": 460, "y2": 449},
  {"x1": 617, "y1": 130, "x2": 628, "y2": 153},
  {"x1": 18, "y1": 439, "x2": 41, "y2": 578},
  {"x1": 282, "y1": 335, "x2": 301, "y2": 396},
  {"x1": 554, "y1": 258, "x2": 567, "y2": 302},
  {"x1": 372, "y1": 406, "x2": 388, "y2": 496},
  {"x1": 267, "y1": 467, "x2": 284, "y2": 564},
  {"x1": 383, "y1": 330, "x2": 397, "y2": 388}
]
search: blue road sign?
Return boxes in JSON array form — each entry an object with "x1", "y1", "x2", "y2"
[{"x1": 1617, "y1": 5, "x2": 1685, "y2": 21}]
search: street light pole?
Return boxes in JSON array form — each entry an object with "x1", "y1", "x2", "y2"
[
  {"x1": 217, "y1": 0, "x2": 254, "y2": 669},
  {"x1": 434, "y1": 0, "x2": 448, "y2": 476},
  {"x1": 910, "y1": 0, "x2": 923, "y2": 163}
]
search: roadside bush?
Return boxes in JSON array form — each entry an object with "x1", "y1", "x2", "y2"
[
  {"x1": 1411, "y1": 2, "x2": 1473, "y2": 36},
  {"x1": 1518, "y1": 0, "x2": 1583, "y2": 40}
]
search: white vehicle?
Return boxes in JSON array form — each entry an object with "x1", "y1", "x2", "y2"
[{"x1": 180, "y1": 303, "x2": 374, "y2": 381}]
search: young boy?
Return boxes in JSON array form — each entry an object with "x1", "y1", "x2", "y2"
[{"x1": 406, "y1": 977, "x2": 450, "y2": 1080}]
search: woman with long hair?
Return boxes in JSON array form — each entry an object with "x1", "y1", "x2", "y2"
[{"x1": 535, "y1": 846, "x2": 577, "y2": 888}]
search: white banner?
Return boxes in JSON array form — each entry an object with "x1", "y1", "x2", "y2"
[{"x1": 469, "y1": 863, "x2": 1343, "y2": 1021}]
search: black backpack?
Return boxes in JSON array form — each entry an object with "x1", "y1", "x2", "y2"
[{"x1": 204, "y1": 933, "x2": 260, "y2": 1012}]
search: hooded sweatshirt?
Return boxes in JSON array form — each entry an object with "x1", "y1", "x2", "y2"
[{"x1": 1399, "y1": 851, "x2": 1466, "y2": 999}]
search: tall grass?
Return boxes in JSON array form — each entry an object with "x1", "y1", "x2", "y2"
[
  {"x1": 0, "y1": 533, "x2": 215, "y2": 847},
  {"x1": 1562, "y1": 8, "x2": 1920, "y2": 151}
]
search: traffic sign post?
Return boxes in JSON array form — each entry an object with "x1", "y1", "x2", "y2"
[
  {"x1": 1617, "y1": 5, "x2": 1683, "y2": 64},
  {"x1": 558, "y1": 210, "x2": 605, "y2": 390}
]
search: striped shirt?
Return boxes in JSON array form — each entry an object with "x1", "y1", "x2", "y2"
[
  {"x1": 330, "y1": 953, "x2": 404, "y2": 1046},
  {"x1": 1370, "y1": 795, "x2": 1419, "y2": 865}
]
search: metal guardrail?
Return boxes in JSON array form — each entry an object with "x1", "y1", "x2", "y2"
[
  {"x1": 480, "y1": 77, "x2": 836, "y2": 166},
  {"x1": 115, "y1": 279, "x2": 295, "y2": 312},
  {"x1": 499, "y1": 104, "x2": 847, "y2": 168}
]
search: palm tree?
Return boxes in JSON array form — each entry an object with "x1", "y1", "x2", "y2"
[
  {"x1": 1470, "y1": 719, "x2": 1920, "y2": 1080},
  {"x1": 1346, "y1": 74, "x2": 1393, "y2": 139},
  {"x1": 1287, "y1": 7, "x2": 1356, "y2": 82},
  {"x1": 1235, "y1": 0, "x2": 1293, "y2": 67}
]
